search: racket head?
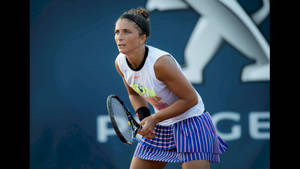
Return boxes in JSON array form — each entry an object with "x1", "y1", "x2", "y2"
[{"x1": 106, "y1": 94, "x2": 138, "y2": 144}]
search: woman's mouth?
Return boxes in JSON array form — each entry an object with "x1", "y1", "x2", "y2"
[{"x1": 118, "y1": 44, "x2": 126, "y2": 47}]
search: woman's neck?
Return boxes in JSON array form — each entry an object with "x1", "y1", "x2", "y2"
[{"x1": 126, "y1": 45, "x2": 146, "y2": 69}]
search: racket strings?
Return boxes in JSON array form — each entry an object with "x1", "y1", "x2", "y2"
[{"x1": 110, "y1": 98, "x2": 133, "y2": 141}]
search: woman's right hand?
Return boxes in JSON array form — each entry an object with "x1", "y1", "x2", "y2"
[{"x1": 138, "y1": 115, "x2": 157, "y2": 139}]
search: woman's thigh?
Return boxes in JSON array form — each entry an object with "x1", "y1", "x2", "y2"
[
  {"x1": 181, "y1": 160, "x2": 210, "y2": 169},
  {"x1": 130, "y1": 156, "x2": 168, "y2": 169}
]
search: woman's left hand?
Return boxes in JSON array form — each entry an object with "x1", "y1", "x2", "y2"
[{"x1": 138, "y1": 115, "x2": 157, "y2": 139}]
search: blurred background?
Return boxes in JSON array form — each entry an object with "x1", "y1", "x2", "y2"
[{"x1": 30, "y1": 0, "x2": 270, "y2": 169}]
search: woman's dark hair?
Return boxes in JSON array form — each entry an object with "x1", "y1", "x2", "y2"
[{"x1": 118, "y1": 7, "x2": 150, "y2": 37}]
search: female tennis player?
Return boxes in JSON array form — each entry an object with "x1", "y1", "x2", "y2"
[{"x1": 114, "y1": 7, "x2": 227, "y2": 169}]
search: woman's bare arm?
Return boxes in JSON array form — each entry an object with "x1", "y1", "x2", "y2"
[{"x1": 139, "y1": 55, "x2": 198, "y2": 138}]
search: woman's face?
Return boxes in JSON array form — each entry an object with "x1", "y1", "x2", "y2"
[{"x1": 114, "y1": 19, "x2": 146, "y2": 54}]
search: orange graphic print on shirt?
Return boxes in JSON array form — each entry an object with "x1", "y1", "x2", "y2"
[{"x1": 145, "y1": 96, "x2": 169, "y2": 110}]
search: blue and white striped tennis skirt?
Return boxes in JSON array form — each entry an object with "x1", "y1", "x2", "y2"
[{"x1": 134, "y1": 111, "x2": 228, "y2": 163}]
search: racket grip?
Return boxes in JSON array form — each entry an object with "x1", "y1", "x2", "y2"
[
  {"x1": 136, "y1": 106, "x2": 151, "y2": 121},
  {"x1": 133, "y1": 125, "x2": 142, "y2": 137}
]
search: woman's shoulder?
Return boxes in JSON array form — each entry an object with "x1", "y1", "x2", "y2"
[
  {"x1": 114, "y1": 52, "x2": 127, "y2": 74},
  {"x1": 115, "y1": 52, "x2": 125, "y2": 63},
  {"x1": 147, "y1": 45, "x2": 173, "y2": 64},
  {"x1": 147, "y1": 45, "x2": 170, "y2": 56}
]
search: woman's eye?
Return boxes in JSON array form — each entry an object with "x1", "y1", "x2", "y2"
[
  {"x1": 115, "y1": 29, "x2": 131, "y2": 35},
  {"x1": 124, "y1": 29, "x2": 131, "y2": 34}
]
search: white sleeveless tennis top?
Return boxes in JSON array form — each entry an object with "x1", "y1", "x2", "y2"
[{"x1": 116, "y1": 45, "x2": 205, "y2": 126}]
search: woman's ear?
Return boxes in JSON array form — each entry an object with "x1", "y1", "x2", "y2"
[{"x1": 140, "y1": 34, "x2": 147, "y2": 45}]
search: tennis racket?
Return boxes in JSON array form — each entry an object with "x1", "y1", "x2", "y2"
[{"x1": 106, "y1": 94, "x2": 142, "y2": 144}]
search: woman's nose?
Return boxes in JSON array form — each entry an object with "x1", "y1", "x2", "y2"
[
  {"x1": 116, "y1": 35, "x2": 124, "y2": 42},
  {"x1": 116, "y1": 32, "x2": 124, "y2": 41},
  {"x1": 117, "y1": 36, "x2": 123, "y2": 41}
]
